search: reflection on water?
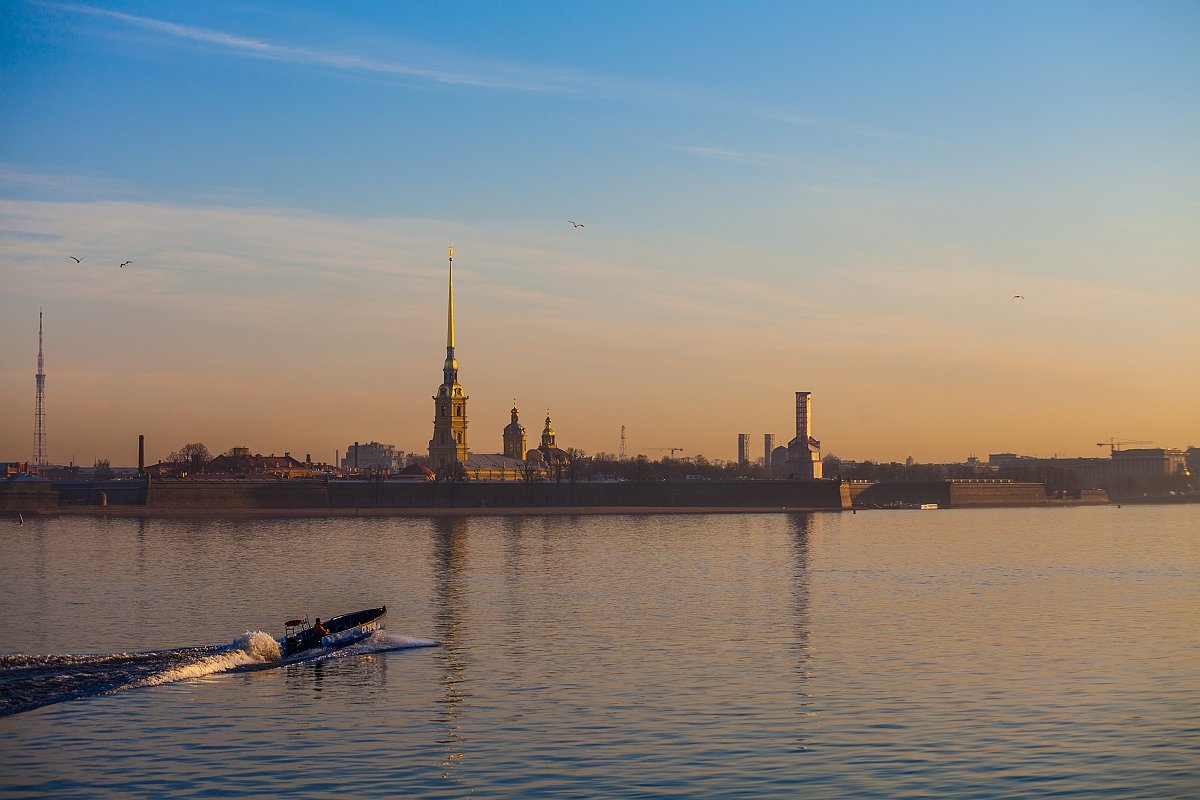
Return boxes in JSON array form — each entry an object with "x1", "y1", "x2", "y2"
[
  {"x1": 284, "y1": 650, "x2": 390, "y2": 699},
  {"x1": 1, "y1": 507, "x2": 1197, "y2": 799},
  {"x1": 432, "y1": 517, "x2": 471, "y2": 789},
  {"x1": 787, "y1": 514, "x2": 815, "y2": 752}
]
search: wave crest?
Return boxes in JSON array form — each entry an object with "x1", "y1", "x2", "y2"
[{"x1": 131, "y1": 631, "x2": 280, "y2": 688}]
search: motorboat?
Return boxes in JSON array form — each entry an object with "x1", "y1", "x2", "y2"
[{"x1": 280, "y1": 606, "x2": 386, "y2": 658}]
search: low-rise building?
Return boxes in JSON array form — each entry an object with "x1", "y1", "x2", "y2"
[{"x1": 206, "y1": 448, "x2": 314, "y2": 479}]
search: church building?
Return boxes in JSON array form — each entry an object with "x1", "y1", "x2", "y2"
[
  {"x1": 427, "y1": 246, "x2": 470, "y2": 471},
  {"x1": 426, "y1": 248, "x2": 560, "y2": 481}
]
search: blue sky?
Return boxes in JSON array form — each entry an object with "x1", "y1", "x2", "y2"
[{"x1": 2, "y1": 1, "x2": 1197, "y2": 465}]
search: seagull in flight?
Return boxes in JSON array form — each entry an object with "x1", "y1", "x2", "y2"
[
  {"x1": 120, "y1": 261, "x2": 132, "y2": 268},
  {"x1": 568, "y1": 220, "x2": 584, "y2": 228},
  {"x1": 69, "y1": 256, "x2": 86, "y2": 263},
  {"x1": 1012, "y1": 295, "x2": 1024, "y2": 299}
]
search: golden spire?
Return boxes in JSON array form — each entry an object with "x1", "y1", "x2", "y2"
[{"x1": 446, "y1": 244, "x2": 455, "y2": 350}]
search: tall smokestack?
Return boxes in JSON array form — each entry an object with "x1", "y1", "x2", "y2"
[
  {"x1": 786, "y1": 391, "x2": 822, "y2": 480},
  {"x1": 138, "y1": 434, "x2": 145, "y2": 475},
  {"x1": 795, "y1": 392, "x2": 812, "y2": 442}
]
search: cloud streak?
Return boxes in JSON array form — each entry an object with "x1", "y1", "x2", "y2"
[
  {"x1": 45, "y1": 2, "x2": 892, "y2": 140},
  {"x1": 50, "y1": 2, "x2": 597, "y2": 93},
  {"x1": 676, "y1": 145, "x2": 795, "y2": 168}
]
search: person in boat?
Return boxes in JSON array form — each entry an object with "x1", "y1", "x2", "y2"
[{"x1": 312, "y1": 617, "x2": 330, "y2": 638}]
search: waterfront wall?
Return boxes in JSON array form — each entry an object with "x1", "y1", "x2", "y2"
[
  {"x1": 143, "y1": 478, "x2": 852, "y2": 511},
  {"x1": 6, "y1": 477, "x2": 1068, "y2": 513},
  {"x1": 53, "y1": 479, "x2": 148, "y2": 506},
  {"x1": 849, "y1": 481, "x2": 1049, "y2": 507},
  {"x1": 0, "y1": 479, "x2": 59, "y2": 511},
  {"x1": 148, "y1": 480, "x2": 329, "y2": 509}
]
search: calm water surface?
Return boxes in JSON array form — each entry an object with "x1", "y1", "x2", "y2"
[{"x1": 1, "y1": 505, "x2": 1196, "y2": 798}]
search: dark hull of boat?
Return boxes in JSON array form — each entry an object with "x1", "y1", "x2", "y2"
[{"x1": 281, "y1": 606, "x2": 386, "y2": 658}]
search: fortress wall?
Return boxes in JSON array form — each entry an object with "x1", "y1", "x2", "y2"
[
  {"x1": 143, "y1": 478, "x2": 850, "y2": 511},
  {"x1": 849, "y1": 481, "x2": 1048, "y2": 507},
  {"x1": 0, "y1": 480, "x2": 60, "y2": 511},
  {"x1": 52, "y1": 480, "x2": 148, "y2": 506},
  {"x1": 849, "y1": 482, "x2": 953, "y2": 506},
  {"x1": 948, "y1": 482, "x2": 1046, "y2": 506},
  {"x1": 333, "y1": 479, "x2": 848, "y2": 510},
  {"x1": 147, "y1": 480, "x2": 330, "y2": 509}
]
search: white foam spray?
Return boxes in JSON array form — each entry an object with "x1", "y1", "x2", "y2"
[
  {"x1": 303, "y1": 630, "x2": 440, "y2": 661},
  {"x1": 131, "y1": 631, "x2": 281, "y2": 688}
]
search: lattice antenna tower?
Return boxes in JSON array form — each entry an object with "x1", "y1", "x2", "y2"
[
  {"x1": 619, "y1": 425, "x2": 626, "y2": 461},
  {"x1": 33, "y1": 309, "x2": 47, "y2": 465}
]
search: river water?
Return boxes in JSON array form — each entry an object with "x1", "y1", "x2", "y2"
[{"x1": 1, "y1": 505, "x2": 1196, "y2": 798}]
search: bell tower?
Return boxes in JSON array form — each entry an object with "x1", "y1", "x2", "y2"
[
  {"x1": 540, "y1": 411, "x2": 557, "y2": 449},
  {"x1": 503, "y1": 401, "x2": 527, "y2": 459},
  {"x1": 429, "y1": 246, "x2": 469, "y2": 470}
]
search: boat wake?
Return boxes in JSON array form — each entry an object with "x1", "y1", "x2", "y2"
[{"x1": 0, "y1": 630, "x2": 438, "y2": 717}]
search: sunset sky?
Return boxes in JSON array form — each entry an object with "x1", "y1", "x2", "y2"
[{"x1": 2, "y1": 1, "x2": 1197, "y2": 467}]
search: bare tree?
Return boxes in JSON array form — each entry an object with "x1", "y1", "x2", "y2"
[
  {"x1": 565, "y1": 448, "x2": 588, "y2": 484},
  {"x1": 169, "y1": 443, "x2": 211, "y2": 474},
  {"x1": 93, "y1": 458, "x2": 113, "y2": 481}
]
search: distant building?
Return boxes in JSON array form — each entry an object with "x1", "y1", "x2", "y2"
[
  {"x1": 785, "y1": 391, "x2": 822, "y2": 480},
  {"x1": 341, "y1": 442, "x2": 403, "y2": 473},
  {"x1": 763, "y1": 434, "x2": 776, "y2": 475},
  {"x1": 737, "y1": 434, "x2": 749, "y2": 466},
  {"x1": 771, "y1": 446, "x2": 789, "y2": 471},
  {"x1": 1110, "y1": 448, "x2": 1188, "y2": 479},
  {"x1": 987, "y1": 450, "x2": 1183, "y2": 489},
  {"x1": 396, "y1": 463, "x2": 435, "y2": 481},
  {"x1": 206, "y1": 448, "x2": 312, "y2": 479}
]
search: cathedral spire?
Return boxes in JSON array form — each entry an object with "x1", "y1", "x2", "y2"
[
  {"x1": 442, "y1": 245, "x2": 458, "y2": 387},
  {"x1": 446, "y1": 244, "x2": 455, "y2": 350},
  {"x1": 430, "y1": 246, "x2": 469, "y2": 470}
]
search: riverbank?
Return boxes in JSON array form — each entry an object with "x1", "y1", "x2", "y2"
[{"x1": 12, "y1": 504, "x2": 846, "y2": 519}]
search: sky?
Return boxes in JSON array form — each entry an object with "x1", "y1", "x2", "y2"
[{"x1": 1, "y1": 0, "x2": 1197, "y2": 467}]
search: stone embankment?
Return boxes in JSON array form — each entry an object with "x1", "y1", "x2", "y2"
[{"x1": 3, "y1": 477, "x2": 1109, "y2": 517}]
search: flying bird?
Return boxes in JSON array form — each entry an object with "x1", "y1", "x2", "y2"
[
  {"x1": 120, "y1": 261, "x2": 132, "y2": 268},
  {"x1": 569, "y1": 220, "x2": 584, "y2": 228},
  {"x1": 1012, "y1": 295, "x2": 1024, "y2": 299},
  {"x1": 69, "y1": 256, "x2": 86, "y2": 263}
]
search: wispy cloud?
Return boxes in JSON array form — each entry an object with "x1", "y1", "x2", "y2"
[
  {"x1": 45, "y1": 2, "x2": 892, "y2": 139},
  {"x1": 49, "y1": 2, "x2": 601, "y2": 93},
  {"x1": 676, "y1": 145, "x2": 794, "y2": 168}
]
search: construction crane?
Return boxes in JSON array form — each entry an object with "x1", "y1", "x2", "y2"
[
  {"x1": 645, "y1": 447, "x2": 684, "y2": 458},
  {"x1": 1096, "y1": 438, "x2": 1151, "y2": 453}
]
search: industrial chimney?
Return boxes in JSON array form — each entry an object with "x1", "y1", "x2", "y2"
[{"x1": 786, "y1": 391, "x2": 822, "y2": 480}]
